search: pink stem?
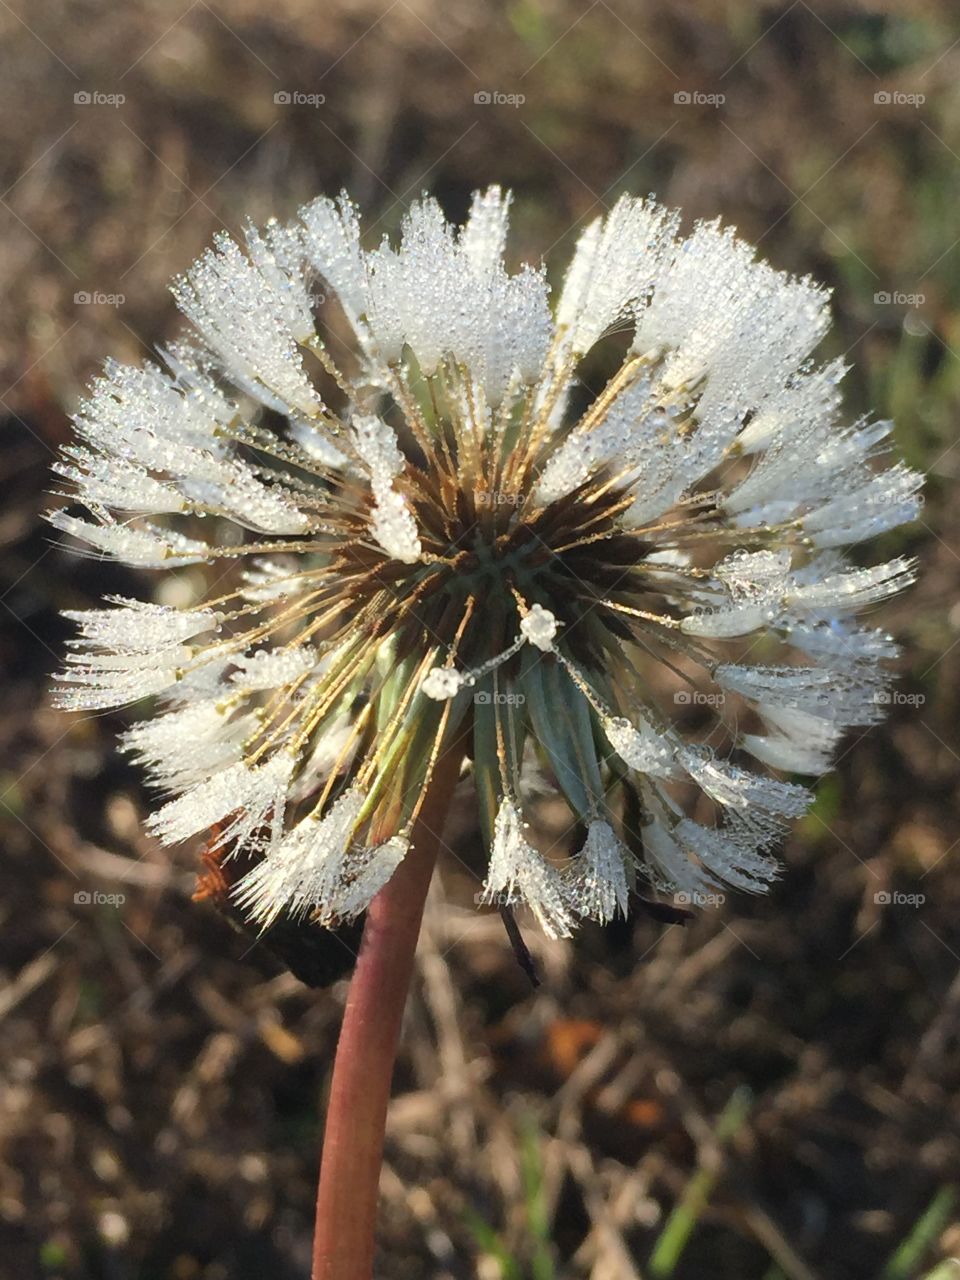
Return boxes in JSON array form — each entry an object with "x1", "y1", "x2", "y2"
[{"x1": 311, "y1": 742, "x2": 464, "y2": 1279}]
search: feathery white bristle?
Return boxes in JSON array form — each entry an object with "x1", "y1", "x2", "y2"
[
  {"x1": 603, "y1": 715, "x2": 679, "y2": 778},
  {"x1": 50, "y1": 511, "x2": 210, "y2": 567},
  {"x1": 740, "y1": 704, "x2": 842, "y2": 775},
  {"x1": 351, "y1": 415, "x2": 422, "y2": 564},
  {"x1": 714, "y1": 663, "x2": 885, "y2": 725},
  {"x1": 680, "y1": 748, "x2": 811, "y2": 820},
  {"x1": 233, "y1": 787, "x2": 371, "y2": 927},
  {"x1": 148, "y1": 753, "x2": 294, "y2": 852},
  {"x1": 172, "y1": 228, "x2": 322, "y2": 418},
  {"x1": 121, "y1": 700, "x2": 258, "y2": 791},
  {"x1": 568, "y1": 820, "x2": 630, "y2": 923},
  {"x1": 556, "y1": 195, "x2": 678, "y2": 356},
  {"x1": 230, "y1": 646, "x2": 319, "y2": 690},
  {"x1": 482, "y1": 800, "x2": 575, "y2": 940}
]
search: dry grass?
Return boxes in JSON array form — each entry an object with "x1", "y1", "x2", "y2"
[{"x1": 1, "y1": 2, "x2": 960, "y2": 1276}]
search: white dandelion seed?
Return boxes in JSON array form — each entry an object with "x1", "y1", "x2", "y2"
[
  {"x1": 481, "y1": 799, "x2": 575, "y2": 940},
  {"x1": 566, "y1": 820, "x2": 631, "y2": 925}
]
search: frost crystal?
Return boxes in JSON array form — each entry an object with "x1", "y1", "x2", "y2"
[
  {"x1": 520, "y1": 604, "x2": 559, "y2": 652},
  {"x1": 52, "y1": 186, "x2": 918, "y2": 934},
  {"x1": 422, "y1": 667, "x2": 466, "y2": 701}
]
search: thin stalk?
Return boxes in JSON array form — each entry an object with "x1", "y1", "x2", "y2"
[{"x1": 311, "y1": 737, "x2": 465, "y2": 1279}]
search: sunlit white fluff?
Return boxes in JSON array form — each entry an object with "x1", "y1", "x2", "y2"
[
  {"x1": 481, "y1": 799, "x2": 575, "y2": 940},
  {"x1": 51, "y1": 186, "x2": 918, "y2": 936}
]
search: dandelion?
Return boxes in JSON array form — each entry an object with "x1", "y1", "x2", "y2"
[
  {"x1": 53, "y1": 187, "x2": 918, "y2": 934},
  {"x1": 52, "y1": 189, "x2": 918, "y2": 1278}
]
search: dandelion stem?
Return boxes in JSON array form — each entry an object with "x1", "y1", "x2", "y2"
[{"x1": 311, "y1": 736, "x2": 465, "y2": 1279}]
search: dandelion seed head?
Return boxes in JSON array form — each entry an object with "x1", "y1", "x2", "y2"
[{"x1": 51, "y1": 188, "x2": 919, "y2": 933}]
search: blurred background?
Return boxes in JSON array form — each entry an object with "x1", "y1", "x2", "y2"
[{"x1": 1, "y1": 1, "x2": 959, "y2": 1277}]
